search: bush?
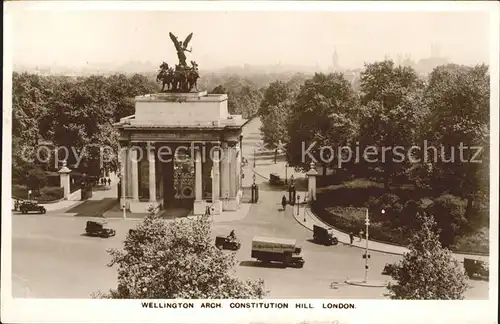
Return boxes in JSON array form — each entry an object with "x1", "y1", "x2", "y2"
[
  {"x1": 387, "y1": 213, "x2": 469, "y2": 299},
  {"x1": 426, "y1": 194, "x2": 468, "y2": 247},
  {"x1": 38, "y1": 187, "x2": 64, "y2": 202},
  {"x1": 367, "y1": 193, "x2": 403, "y2": 222},
  {"x1": 12, "y1": 184, "x2": 63, "y2": 202},
  {"x1": 94, "y1": 213, "x2": 267, "y2": 299},
  {"x1": 450, "y1": 227, "x2": 489, "y2": 254},
  {"x1": 316, "y1": 205, "x2": 410, "y2": 245},
  {"x1": 25, "y1": 167, "x2": 48, "y2": 190}
]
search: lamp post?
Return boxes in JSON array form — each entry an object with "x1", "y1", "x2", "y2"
[
  {"x1": 303, "y1": 194, "x2": 307, "y2": 222},
  {"x1": 297, "y1": 195, "x2": 300, "y2": 216},
  {"x1": 253, "y1": 149, "x2": 256, "y2": 168},
  {"x1": 362, "y1": 208, "x2": 381, "y2": 283},
  {"x1": 285, "y1": 163, "x2": 288, "y2": 185}
]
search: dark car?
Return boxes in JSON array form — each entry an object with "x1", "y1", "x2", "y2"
[
  {"x1": 19, "y1": 200, "x2": 46, "y2": 214},
  {"x1": 215, "y1": 235, "x2": 241, "y2": 251},
  {"x1": 269, "y1": 173, "x2": 284, "y2": 186},
  {"x1": 464, "y1": 258, "x2": 489, "y2": 280},
  {"x1": 85, "y1": 220, "x2": 116, "y2": 238},
  {"x1": 313, "y1": 225, "x2": 339, "y2": 246}
]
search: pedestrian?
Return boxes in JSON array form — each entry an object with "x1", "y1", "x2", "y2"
[
  {"x1": 107, "y1": 178, "x2": 111, "y2": 186},
  {"x1": 359, "y1": 230, "x2": 364, "y2": 242},
  {"x1": 349, "y1": 232, "x2": 354, "y2": 245},
  {"x1": 281, "y1": 195, "x2": 287, "y2": 211}
]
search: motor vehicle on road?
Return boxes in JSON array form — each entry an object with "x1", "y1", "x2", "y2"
[
  {"x1": 215, "y1": 234, "x2": 241, "y2": 251},
  {"x1": 18, "y1": 200, "x2": 46, "y2": 214},
  {"x1": 313, "y1": 224, "x2": 339, "y2": 246},
  {"x1": 464, "y1": 258, "x2": 489, "y2": 280},
  {"x1": 85, "y1": 220, "x2": 116, "y2": 238},
  {"x1": 251, "y1": 236, "x2": 305, "y2": 268}
]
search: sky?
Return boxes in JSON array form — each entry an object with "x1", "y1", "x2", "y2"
[{"x1": 7, "y1": 3, "x2": 492, "y2": 70}]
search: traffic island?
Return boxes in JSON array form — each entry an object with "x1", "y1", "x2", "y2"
[{"x1": 345, "y1": 279, "x2": 388, "y2": 288}]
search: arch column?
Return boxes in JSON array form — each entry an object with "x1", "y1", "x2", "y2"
[
  {"x1": 148, "y1": 143, "x2": 157, "y2": 202},
  {"x1": 193, "y1": 146, "x2": 207, "y2": 215}
]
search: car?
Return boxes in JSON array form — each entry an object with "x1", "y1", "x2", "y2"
[
  {"x1": 464, "y1": 258, "x2": 489, "y2": 280},
  {"x1": 313, "y1": 225, "x2": 339, "y2": 246},
  {"x1": 269, "y1": 173, "x2": 284, "y2": 186},
  {"x1": 19, "y1": 200, "x2": 46, "y2": 214},
  {"x1": 85, "y1": 220, "x2": 116, "y2": 238},
  {"x1": 215, "y1": 234, "x2": 241, "y2": 251}
]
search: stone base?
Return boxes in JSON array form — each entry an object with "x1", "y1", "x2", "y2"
[
  {"x1": 344, "y1": 279, "x2": 388, "y2": 287},
  {"x1": 129, "y1": 200, "x2": 161, "y2": 214},
  {"x1": 210, "y1": 200, "x2": 222, "y2": 215},
  {"x1": 193, "y1": 200, "x2": 207, "y2": 215},
  {"x1": 222, "y1": 197, "x2": 240, "y2": 211}
]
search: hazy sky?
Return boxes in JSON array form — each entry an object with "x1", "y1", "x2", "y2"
[{"x1": 8, "y1": 4, "x2": 492, "y2": 70}]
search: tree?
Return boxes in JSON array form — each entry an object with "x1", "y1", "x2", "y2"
[
  {"x1": 387, "y1": 213, "x2": 469, "y2": 299},
  {"x1": 25, "y1": 167, "x2": 48, "y2": 190},
  {"x1": 426, "y1": 194, "x2": 468, "y2": 247},
  {"x1": 287, "y1": 73, "x2": 358, "y2": 172},
  {"x1": 357, "y1": 60, "x2": 425, "y2": 188},
  {"x1": 259, "y1": 81, "x2": 292, "y2": 117},
  {"x1": 421, "y1": 64, "x2": 489, "y2": 217},
  {"x1": 94, "y1": 213, "x2": 267, "y2": 299},
  {"x1": 209, "y1": 85, "x2": 227, "y2": 95},
  {"x1": 260, "y1": 102, "x2": 290, "y2": 149}
]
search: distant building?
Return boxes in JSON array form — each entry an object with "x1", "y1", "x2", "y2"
[{"x1": 332, "y1": 48, "x2": 340, "y2": 72}]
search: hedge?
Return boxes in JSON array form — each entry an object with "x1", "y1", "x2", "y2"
[
  {"x1": 13, "y1": 184, "x2": 64, "y2": 203},
  {"x1": 311, "y1": 202, "x2": 411, "y2": 246}
]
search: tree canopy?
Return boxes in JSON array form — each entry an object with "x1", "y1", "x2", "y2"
[
  {"x1": 387, "y1": 213, "x2": 469, "y2": 299},
  {"x1": 287, "y1": 72, "x2": 358, "y2": 171},
  {"x1": 94, "y1": 214, "x2": 267, "y2": 299}
]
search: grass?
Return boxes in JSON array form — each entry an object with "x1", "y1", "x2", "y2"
[{"x1": 313, "y1": 177, "x2": 489, "y2": 254}]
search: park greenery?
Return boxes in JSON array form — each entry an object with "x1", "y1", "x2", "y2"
[
  {"x1": 11, "y1": 70, "x2": 275, "y2": 199},
  {"x1": 93, "y1": 211, "x2": 266, "y2": 299},
  {"x1": 12, "y1": 59, "x2": 489, "y2": 252},
  {"x1": 257, "y1": 60, "x2": 490, "y2": 254},
  {"x1": 386, "y1": 213, "x2": 469, "y2": 299}
]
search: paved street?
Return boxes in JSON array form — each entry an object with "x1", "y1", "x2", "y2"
[{"x1": 11, "y1": 118, "x2": 489, "y2": 299}]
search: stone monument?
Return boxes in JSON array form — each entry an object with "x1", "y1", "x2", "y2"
[{"x1": 115, "y1": 32, "x2": 246, "y2": 216}]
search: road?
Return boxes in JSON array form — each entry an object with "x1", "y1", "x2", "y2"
[{"x1": 11, "y1": 118, "x2": 489, "y2": 299}]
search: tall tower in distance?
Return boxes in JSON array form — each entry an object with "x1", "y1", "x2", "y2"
[{"x1": 332, "y1": 47, "x2": 339, "y2": 72}]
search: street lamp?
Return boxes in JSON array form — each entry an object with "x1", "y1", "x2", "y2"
[
  {"x1": 297, "y1": 195, "x2": 300, "y2": 216},
  {"x1": 303, "y1": 194, "x2": 307, "y2": 222},
  {"x1": 362, "y1": 208, "x2": 381, "y2": 283},
  {"x1": 253, "y1": 149, "x2": 256, "y2": 168},
  {"x1": 285, "y1": 162, "x2": 289, "y2": 185}
]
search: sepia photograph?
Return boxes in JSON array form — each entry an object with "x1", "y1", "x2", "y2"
[{"x1": 2, "y1": 1, "x2": 498, "y2": 323}]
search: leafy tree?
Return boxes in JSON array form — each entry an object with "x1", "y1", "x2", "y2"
[
  {"x1": 95, "y1": 213, "x2": 267, "y2": 299},
  {"x1": 357, "y1": 60, "x2": 425, "y2": 189},
  {"x1": 209, "y1": 85, "x2": 227, "y2": 95},
  {"x1": 259, "y1": 81, "x2": 292, "y2": 117},
  {"x1": 287, "y1": 73, "x2": 358, "y2": 172},
  {"x1": 25, "y1": 167, "x2": 48, "y2": 190},
  {"x1": 260, "y1": 102, "x2": 290, "y2": 149},
  {"x1": 387, "y1": 213, "x2": 469, "y2": 299},
  {"x1": 421, "y1": 64, "x2": 489, "y2": 217},
  {"x1": 233, "y1": 85, "x2": 263, "y2": 118},
  {"x1": 426, "y1": 194, "x2": 468, "y2": 247}
]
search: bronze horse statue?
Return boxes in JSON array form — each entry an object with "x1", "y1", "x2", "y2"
[
  {"x1": 156, "y1": 62, "x2": 174, "y2": 91},
  {"x1": 156, "y1": 61, "x2": 199, "y2": 92}
]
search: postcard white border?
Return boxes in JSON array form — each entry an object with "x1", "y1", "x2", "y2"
[{"x1": 2, "y1": 1, "x2": 499, "y2": 323}]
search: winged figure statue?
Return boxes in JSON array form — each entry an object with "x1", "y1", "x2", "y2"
[{"x1": 169, "y1": 32, "x2": 193, "y2": 67}]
